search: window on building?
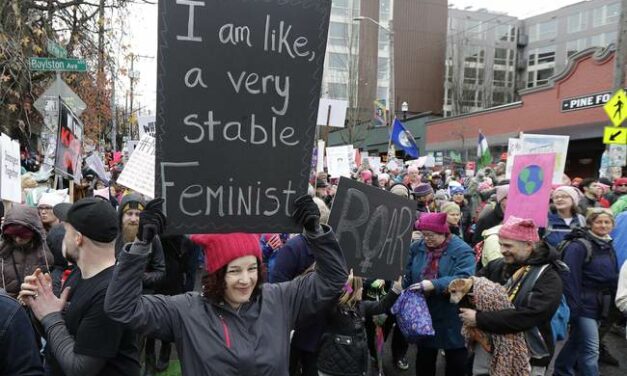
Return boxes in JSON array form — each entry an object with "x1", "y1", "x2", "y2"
[
  {"x1": 495, "y1": 24, "x2": 515, "y2": 42},
  {"x1": 493, "y1": 91, "x2": 506, "y2": 105},
  {"x1": 465, "y1": 47, "x2": 485, "y2": 63},
  {"x1": 379, "y1": 0, "x2": 391, "y2": 21},
  {"x1": 462, "y1": 89, "x2": 477, "y2": 107},
  {"x1": 328, "y1": 53, "x2": 348, "y2": 71},
  {"x1": 377, "y1": 87, "x2": 388, "y2": 101},
  {"x1": 537, "y1": 47, "x2": 556, "y2": 64},
  {"x1": 493, "y1": 70, "x2": 506, "y2": 86},
  {"x1": 567, "y1": 11, "x2": 588, "y2": 33},
  {"x1": 464, "y1": 67, "x2": 478, "y2": 84},
  {"x1": 529, "y1": 20, "x2": 558, "y2": 42},
  {"x1": 593, "y1": 3, "x2": 620, "y2": 27},
  {"x1": 537, "y1": 67, "x2": 554, "y2": 85},
  {"x1": 528, "y1": 46, "x2": 555, "y2": 66},
  {"x1": 566, "y1": 38, "x2": 587, "y2": 57},
  {"x1": 590, "y1": 32, "x2": 617, "y2": 47},
  {"x1": 446, "y1": 65, "x2": 453, "y2": 82},
  {"x1": 331, "y1": 0, "x2": 349, "y2": 16},
  {"x1": 494, "y1": 48, "x2": 514, "y2": 65},
  {"x1": 327, "y1": 83, "x2": 347, "y2": 99},
  {"x1": 329, "y1": 22, "x2": 348, "y2": 46},
  {"x1": 377, "y1": 57, "x2": 389, "y2": 80},
  {"x1": 527, "y1": 71, "x2": 535, "y2": 88},
  {"x1": 465, "y1": 19, "x2": 484, "y2": 39},
  {"x1": 445, "y1": 89, "x2": 452, "y2": 105}
]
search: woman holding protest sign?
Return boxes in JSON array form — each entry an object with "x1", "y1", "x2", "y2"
[
  {"x1": 403, "y1": 212, "x2": 476, "y2": 376},
  {"x1": 104, "y1": 196, "x2": 348, "y2": 375}
]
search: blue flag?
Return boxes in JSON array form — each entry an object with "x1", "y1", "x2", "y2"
[{"x1": 391, "y1": 119, "x2": 420, "y2": 158}]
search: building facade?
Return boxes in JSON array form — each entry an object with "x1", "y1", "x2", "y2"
[
  {"x1": 426, "y1": 45, "x2": 622, "y2": 178},
  {"x1": 443, "y1": 8, "x2": 520, "y2": 117},
  {"x1": 321, "y1": 0, "x2": 447, "y2": 129},
  {"x1": 523, "y1": 0, "x2": 620, "y2": 89},
  {"x1": 444, "y1": 0, "x2": 621, "y2": 116}
]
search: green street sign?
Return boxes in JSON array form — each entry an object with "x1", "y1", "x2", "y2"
[
  {"x1": 47, "y1": 40, "x2": 67, "y2": 58},
  {"x1": 29, "y1": 57, "x2": 87, "y2": 72}
]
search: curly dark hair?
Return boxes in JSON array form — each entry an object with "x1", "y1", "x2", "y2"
[{"x1": 201, "y1": 260, "x2": 266, "y2": 303}]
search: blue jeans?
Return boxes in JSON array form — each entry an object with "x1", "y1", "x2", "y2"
[{"x1": 554, "y1": 316, "x2": 600, "y2": 376}]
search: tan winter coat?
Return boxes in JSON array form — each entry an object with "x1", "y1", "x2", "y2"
[{"x1": 0, "y1": 205, "x2": 53, "y2": 298}]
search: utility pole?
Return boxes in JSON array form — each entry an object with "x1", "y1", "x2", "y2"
[
  {"x1": 127, "y1": 53, "x2": 154, "y2": 139},
  {"x1": 613, "y1": 0, "x2": 627, "y2": 91}
]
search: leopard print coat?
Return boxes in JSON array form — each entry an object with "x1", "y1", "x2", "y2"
[{"x1": 466, "y1": 276, "x2": 530, "y2": 376}]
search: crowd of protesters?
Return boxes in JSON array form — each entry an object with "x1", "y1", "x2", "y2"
[{"x1": 1, "y1": 150, "x2": 627, "y2": 376}]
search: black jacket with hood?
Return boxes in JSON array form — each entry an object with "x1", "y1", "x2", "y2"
[
  {"x1": 475, "y1": 242, "x2": 566, "y2": 367},
  {"x1": 115, "y1": 194, "x2": 165, "y2": 292},
  {"x1": 0, "y1": 205, "x2": 54, "y2": 298}
]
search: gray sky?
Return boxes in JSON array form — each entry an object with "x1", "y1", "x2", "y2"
[{"x1": 124, "y1": 0, "x2": 587, "y2": 113}]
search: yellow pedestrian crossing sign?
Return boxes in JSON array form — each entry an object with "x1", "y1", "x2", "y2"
[
  {"x1": 604, "y1": 89, "x2": 627, "y2": 126},
  {"x1": 603, "y1": 126, "x2": 627, "y2": 144}
]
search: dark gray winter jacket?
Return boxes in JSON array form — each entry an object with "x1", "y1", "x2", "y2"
[{"x1": 105, "y1": 225, "x2": 347, "y2": 375}]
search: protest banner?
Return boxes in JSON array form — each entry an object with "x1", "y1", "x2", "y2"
[
  {"x1": 154, "y1": 0, "x2": 331, "y2": 233},
  {"x1": 0, "y1": 134, "x2": 22, "y2": 203},
  {"x1": 54, "y1": 102, "x2": 82, "y2": 182},
  {"x1": 316, "y1": 140, "x2": 325, "y2": 173},
  {"x1": 85, "y1": 153, "x2": 110, "y2": 183},
  {"x1": 504, "y1": 153, "x2": 556, "y2": 228},
  {"x1": 328, "y1": 177, "x2": 415, "y2": 279},
  {"x1": 505, "y1": 138, "x2": 523, "y2": 179},
  {"x1": 138, "y1": 115, "x2": 156, "y2": 138},
  {"x1": 326, "y1": 145, "x2": 353, "y2": 178},
  {"x1": 118, "y1": 135, "x2": 156, "y2": 198},
  {"x1": 317, "y1": 98, "x2": 348, "y2": 128},
  {"x1": 367, "y1": 156, "x2": 382, "y2": 173},
  {"x1": 520, "y1": 134, "x2": 568, "y2": 184}
]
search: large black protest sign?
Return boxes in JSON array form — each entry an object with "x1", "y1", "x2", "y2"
[
  {"x1": 55, "y1": 101, "x2": 82, "y2": 182},
  {"x1": 155, "y1": 0, "x2": 331, "y2": 233},
  {"x1": 328, "y1": 178, "x2": 416, "y2": 279}
]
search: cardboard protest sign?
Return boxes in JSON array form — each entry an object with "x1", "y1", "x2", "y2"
[
  {"x1": 317, "y1": 98, "x2": 348, "y2": 128},
  {"x1": 54, "y1": 102, "x2": 82, "y2": 182},
  {"x1": 118, "y1": 135, "x2": 155, "y2": 198},
  {"x1": 138, "y1": 115, "x2": 156, "y2": 138},
  {"x1": 504, "y1": 153, "x2": 556, "y2": 228},
  {"x1": 326, "y1": 145, "x2": 353, "y2": 178},
  {"x1": 505, "y1": 138, "x2": 522, "y2": 179},
  {"x1": 328, "y1": 177, "x2": 415, "y2": 279},
  {"x1": 155, "y1": 0, "x2": 331, "y2": 233},
  {"x1": 85, "y1": 153, "x2": 110, "y2": 183},
  {"x1": 0, "y1": 134, "x2": 22, "y2": 203},
  {"x1": 316, "y1": 140, "x2": 325, "y2": 173},
  {"x1": 520, "y1": 134, "x2": 568, "y2": 184}
]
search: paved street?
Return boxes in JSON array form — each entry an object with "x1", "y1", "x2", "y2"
[{"x1": 371, "y1": 328, "x2": 627, "y2": 376}]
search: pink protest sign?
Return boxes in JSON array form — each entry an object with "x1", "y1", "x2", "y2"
[{"x1": 504, "y1": 153, "x2": 556, "y2": 228}]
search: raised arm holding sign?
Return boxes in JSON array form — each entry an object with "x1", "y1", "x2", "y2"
[{"x1": 155, "y1": 0, "x2": 331, "y2": 234}]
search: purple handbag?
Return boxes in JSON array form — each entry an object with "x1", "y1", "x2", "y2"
[{"x1": 391, "y1": 289, "x2": 435, "y2": 342}]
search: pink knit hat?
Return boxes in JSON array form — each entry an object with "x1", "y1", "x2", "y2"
[
  {"x1": 416, "y1": 212, "x2": 450, "y2": 234},
  {"x1": 496, "y1": 184, "x2": 510, "y2": 202},
  {"x1": 360, "y1": 170, "x2": 373, "y2": 181},
  {"x1": 191, "y1": 233, "x2": 262, "y2": 273},
  {"x1": 498, "y1": 216, "x2": 540, "y2": 242},
  {"x1": 552, "y1": 185, "x2": 583, "y2": 206}
]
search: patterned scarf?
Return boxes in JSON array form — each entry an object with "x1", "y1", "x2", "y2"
[{"x1": 421, "y1": 235, "x2": 451, "y2": 280}]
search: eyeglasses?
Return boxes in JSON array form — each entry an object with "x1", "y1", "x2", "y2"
[
  {"x1": 37, "y1": 206, "x2": 53, "y2": 212},
  {"x1": 422, "y1": 232, "x2": 440, "y2": 239},
  {"x1": 618, "y1": 184, "x2": 627, "y2": 187},
  {"x1": 552, "y1": 195, "x2": 571, "y2": 200}
]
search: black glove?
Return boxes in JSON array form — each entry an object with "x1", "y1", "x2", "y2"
[
  {"x1": 138, "y1": 198, "x2": 167, "y2": 243},
  {"x1": 292, "y1": 195, "x2": 320, "y2": 233}
]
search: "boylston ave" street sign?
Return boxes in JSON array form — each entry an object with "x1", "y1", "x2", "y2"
[{"x1": 29, "y1": 57, "x2": 87, "y2": 72}]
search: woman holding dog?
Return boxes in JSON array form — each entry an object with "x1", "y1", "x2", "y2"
[{"x1": 403, "y1": 212, "x2": 476, "y2": 376}]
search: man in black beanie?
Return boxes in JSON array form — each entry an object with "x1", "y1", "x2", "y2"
[
  {"x1": 18, "y1": 198, "x2": 140, "y2": 376},
  {"x1": 115, "y1": 194, "x2": 165, "y2": 293},
  {"x1": 116, "y1": 194, "x2": 165, "y2": 376}
]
